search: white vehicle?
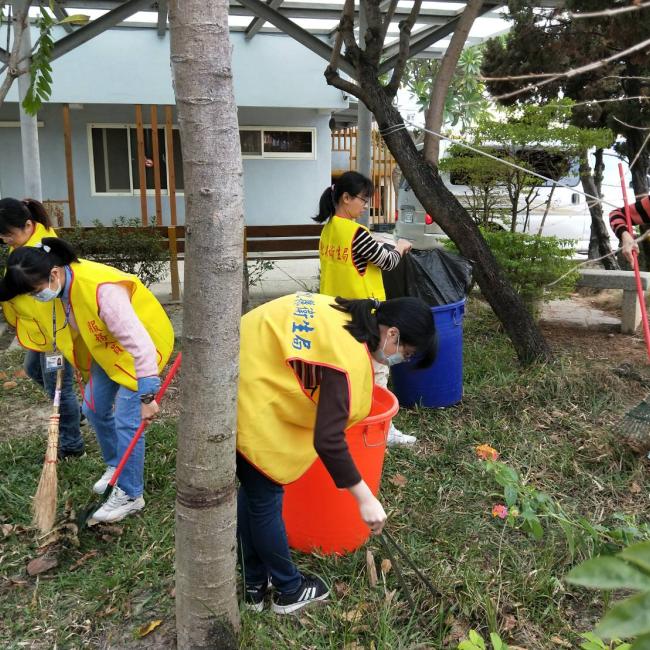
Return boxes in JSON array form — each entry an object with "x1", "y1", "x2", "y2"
[{"x1": 396, "y1": 144, "x2": 622, "y2": 254}]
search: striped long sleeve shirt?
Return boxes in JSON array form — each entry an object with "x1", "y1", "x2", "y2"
[
  {"x1": 609, "y1": 195, "x2": 650, "y2": 239},
  {"x1": 351, "y1": 228, "x2": 402, "y2": 274}
]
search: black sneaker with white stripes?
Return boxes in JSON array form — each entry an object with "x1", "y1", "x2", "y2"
[
  {"x1": 272, "y1": 574, "x2": 329, "y2": 615},
  {"x1": 243, "y1": 581, "x2": 269, "y2": 612}
]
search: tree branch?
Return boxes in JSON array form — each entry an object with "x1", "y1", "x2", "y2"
[
  {"x1": 339, "y1": 0, "x2": 360, "y2": 64},
  {"x1": 379, "y1": 0, "x2": 399, "y2": 47},
  {"x1": 0, "y1": 1, "x2": 32, "y2": 109},
  {"x1": 423, "y1": 0, "x2": 484, "y2": 164},
  {"x1": 362, "y1": 0, "x2": 383, "y2": 64},
  {"x1": 385, "y1": 0, "x2": 422, "y2": 98},
  {"x1": 325, "y1": 66, "x2": 371, "y2": 108}
]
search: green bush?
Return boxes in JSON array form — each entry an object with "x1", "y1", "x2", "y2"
[
  {"x1": 62, "y1": 217, "x2": 169, "y2": 287},
  {"x1": 447, "y1": 230, "x2": 578, "y2": 316}
]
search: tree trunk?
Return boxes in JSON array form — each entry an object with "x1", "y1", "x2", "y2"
[
  {"x1": 170, "y1": 1, "x2": 242, "y2": 647},
  {"x1": 581, "y1": 149, "x2": 618, "y2": 270},
  {"x1": 422, "y1": 0, "x2": 483, "y2": 164},
  {"x1": 359, "y1": 84, "x2": 550, "y2": 363},
  {"x1": 0, "y1": 2, "x2": 31, "y2": 109}
]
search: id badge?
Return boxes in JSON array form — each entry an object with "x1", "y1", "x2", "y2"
[{"x1": 45, "y1": 352, "x2": 64, "y2": 373}]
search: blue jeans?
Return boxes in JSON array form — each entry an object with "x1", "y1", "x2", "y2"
[
  {"x1": 236, "y1": 453, "x2": 302, "y2": 594},
  {"x1": 82, "y1": 362, "x2": 145, "y2": 498},
  {"x1": 24, "y1": 350, "x2": 83, "y2": 453}
]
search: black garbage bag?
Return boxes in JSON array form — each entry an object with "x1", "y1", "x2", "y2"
[{"x1": 382, "y1": 248, "x2": 473, "y2": 306}]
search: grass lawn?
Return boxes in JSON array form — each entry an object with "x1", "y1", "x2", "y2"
[{"x1": 1, "y1": 299, "x2": 649, "y2": 649}]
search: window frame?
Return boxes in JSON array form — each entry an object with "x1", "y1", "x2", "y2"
[
  {"x1": 87, "y1": 122, "x2": 185, "y2": 197},
  {"x1": 239, "y1": 126, "x2": 317, "y2": 160}
]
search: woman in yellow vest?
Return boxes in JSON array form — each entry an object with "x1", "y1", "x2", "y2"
[
  {"x1": 0, "y1": 238, "x2": 174, "y2": 523},
  {"x1": 237, "y1": 291, "x2": 436, "y2": 614},
  {"x1": 0, "y1": 198, "x2": 84, "y2": 458},
  {"x1": 315, "y1": 172, "x2": 417, "y2": 446}
]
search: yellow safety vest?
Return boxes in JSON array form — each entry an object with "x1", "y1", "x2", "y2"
[
  {"x1": 319, "y1": 216, "x2": 386, "y2": 301},
  {"x1": 1, "y1": 222, "x2": 76, "y2": 357},
  {"x1": 17, "y1": 259, "x2": 174, "y2": 391},
  {"x1": 237, "y1": 292, "x2": 374, "y2": 484}
]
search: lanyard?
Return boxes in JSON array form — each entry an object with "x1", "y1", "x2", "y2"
[{"x1": 51, "y1": 299, "x2": 71, "y2": 353}]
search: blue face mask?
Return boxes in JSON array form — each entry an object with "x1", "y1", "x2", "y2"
[
  {"x1": 375, "y1": 332, "x2": 405, "y2": 367},
  {"x1": 33, "y1": 277, "x2": 61, "y2": 303}
]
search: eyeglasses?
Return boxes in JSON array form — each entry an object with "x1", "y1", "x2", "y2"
[{"x1": 354, "y1": 195, "x2": 370, "y2": 206}]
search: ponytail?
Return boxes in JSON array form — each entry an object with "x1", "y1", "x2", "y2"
[
  {"x1": 313, "y1": 171, "x2": 374, "y2": 224},
  {"x1": 0, "y1": 197, "x2": 51, "y2": 234},
  {"x1": 0, "y1": 237, "x2": 78, "y2": 300},
  {"x1": 23, "y1": 199, "x2": 52, "y2": 229}
]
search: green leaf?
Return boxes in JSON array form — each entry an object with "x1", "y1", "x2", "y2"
[
  {"x1": 490, "y1": 632, "x2": 508, "y2": 650},
  {"x1": 596, "y1": 591, "x2": 650, "y2": 639},
  {"x1": 620, "y1": 543, "x2": 650, "y2": 574},
  {"x1": 566, "y1": 556, "x2": 650, "y2": 591},
  {"x1": 57, "y1": 13, "x2": 90, "y2": 25},
  {"x1": 468, "y1": 630, "x2": 486, "y2": 649},
  {"x1": 504, "y1": 484, "x2": 518, "y2": 506}
]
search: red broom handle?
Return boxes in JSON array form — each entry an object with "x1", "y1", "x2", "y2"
[
  {"x1": 618, "y1": 163, "x2": 650, "y2": 361},
  {"x1": 109, "y1": 352, "x2": 183, "y2": 488}
]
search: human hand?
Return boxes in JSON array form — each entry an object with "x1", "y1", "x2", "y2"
[
  {"x1": 358, "y1": 494, "x2": 387, "y2": 535},
  {"x1": 622, "y1": 231, "x2": 640, "y2": 265},
  {"x1": 396, "y1": 239, "x2": 413, "y2": 256},
  {"x1": 141, "y1": 400, "x2": 159, "y2": 423}
]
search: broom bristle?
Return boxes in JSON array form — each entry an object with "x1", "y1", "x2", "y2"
[{"x1": 32, "y1": 417, "x2": 60, "y2": 534}]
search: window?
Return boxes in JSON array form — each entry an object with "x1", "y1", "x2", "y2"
[
  {"x1": 89, "y1": 124, "x2": 184, "y2": 195},
  {"x1": 239, "y1": 127, "x2": 316, "y2": 159}
]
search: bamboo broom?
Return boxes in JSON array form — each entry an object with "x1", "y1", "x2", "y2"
[{"x1": 32, "y1": 368, "x2": 64, "y2": 534}]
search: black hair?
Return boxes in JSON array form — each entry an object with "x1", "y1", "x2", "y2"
[
  {"x1": 333, "y1": 296, "x2": 437, "y2": 369},
  {"x1": 0, "y1": 237, "x2": 79, "y2": 301},
  {"x1": 0, "y1": 198, "x2": 52, "y2": 235},
  {"x1": 313, "y1": 171, "x2": 374, "y2": 224}
]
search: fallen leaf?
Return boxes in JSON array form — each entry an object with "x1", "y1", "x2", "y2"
[
  {"x1": 388, "y1": 473, "x2": 407, "y2": 487},
  {"x1": 136, "y1": 620, "x2": 163, "y2": 639},
  {"x1": 342, "y1": 608, "x2": 363, "y2": 623},
  {"x1": 13, "y1": 369, "x2": 26, "y2": 379},
  {"x1": 366, "y1": 549, "x2": 378, "y2": 588},
  {"x1": 3, "y1": 381, "x2": 17, "y2": 390},
  {"x1": 384, "y1": 588, "x2": 397, "y2": 606},
  {"x1": 380, "y1": 558, "x2": 392, "y2": 576},
  {"x1": 99, "y1": 524, "x2": 124, "y2": 536},
  {"x1": 443, "y1": 617, "x2": 470, "y2": 646},
  {"x1": 69, "y1": 550, "x2": 99, "y2": 571},
  {"x1": 501, "y1": 613, "x2": 517, "y2": 631},
  {"x1": 334, "y1": 581, "x2": 350, "y2": 597},
  {"x1": 343, "y1": 643, "x2": 364, "y2": 650},
  {"x1": 0, "y1": 371, "x2": 7, "y2": 380},
  {"x1": 1, "y1": 524, "x2": 14, "y2": 538},
  {"x1": 630, "y1": 481, "x2": 642, "y2": 494},
  {"x1": 26, "y1": 555, "x2": 58, "y2": 576},
  {"x1": 550, "y1": 636, "x2": 571, "y2": 648}
]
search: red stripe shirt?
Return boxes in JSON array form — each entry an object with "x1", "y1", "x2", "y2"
[{"x1": 609, "y1": 195, "x2": 650, "y2": 239}]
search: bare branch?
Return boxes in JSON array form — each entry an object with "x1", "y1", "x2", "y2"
[
  {"x1": 339, "y1": 0, "x2": 360, "y2": 63},
  {"x1": 361, "y1": 0, "x2": 383, "y2": 64},
  {"x1": 385, "y1": 0, "x2": 422, "y2": 98},
  {"x1": 0, "y1": 1, "x2": 32, "y2": 108},
  {"x1": 492, "y1": 36, "x2": 650, "y2": 103},
  {"x1": 570, "y1": 2, "x2": 650, "y2": 19},
  {"x1": 379, "y1": 0, "x2": 399, "y2": 45},
  {"x1": 614, "y1": 116, "x2": 650, "y2": 131},
  {"x1": 324, "y1": 66, "x2": 371, "y2": 107}
]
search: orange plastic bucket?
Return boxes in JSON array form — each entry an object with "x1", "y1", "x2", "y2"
[{"x1": 282, "y1": 385, "x2": 399, "y2": 555}]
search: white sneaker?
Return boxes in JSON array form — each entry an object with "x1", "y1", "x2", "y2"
[
  {"x1": 93, "y1": 466, "x2": 117, "y2": 494},
  {"x1": 91, "y1": 486, "x2": 145, "y2": 523},
  {"x1": 387, "y1": 424, "x2": 417, "y2": 447}
]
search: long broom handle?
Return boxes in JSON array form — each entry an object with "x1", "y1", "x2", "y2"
[
  {"x1": 108, "y1": 353, "x2": 182, "y2": 488},
  {"x1": 618, "y1": 163, "x2": 650, "y2": 361}
]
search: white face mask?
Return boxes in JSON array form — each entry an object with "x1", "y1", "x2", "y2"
[
  {"x1": 375, "y1": 332, "x2": 405, "y2": 367},
  {"x1": 33, "y1": 276, "x2": 61, "y2": 303}
]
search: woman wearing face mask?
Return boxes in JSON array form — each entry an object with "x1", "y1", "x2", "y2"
[
  {"x1": 0, "y1": 238, "x2": 174, "y2": 523},
  {"x1": 0, "y1": 198, "x2": 84, "y2": 459},
  {"x1": 315, "y1": 172, "x2": 417, "y2": 446},
  {"x1": 236, "y1": 291, "x2": 436, "y2": 614}
]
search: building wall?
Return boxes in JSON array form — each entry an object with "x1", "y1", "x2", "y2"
[{"x1": 0, "y1": 103, "x2": 333, "y2": 226}]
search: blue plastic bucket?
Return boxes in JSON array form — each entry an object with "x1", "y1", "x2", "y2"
[{"x1": 390, "y1": 298, "x2": 465, "y2": 408}]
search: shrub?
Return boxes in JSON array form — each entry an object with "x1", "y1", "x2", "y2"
[
  {"x1": 447, "y1": 230, "x2": 577, "y2": 317},
  {"x1": 62, "y1": 217, "x2": 169, "y2": 287}
]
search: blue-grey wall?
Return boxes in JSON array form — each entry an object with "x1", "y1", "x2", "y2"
[
  {"x1": 1, "y1": 27, "x2": 347, "y2": 110},
  {"x1": 0, "y1": 103, "x2": 333, "y2": 226}
]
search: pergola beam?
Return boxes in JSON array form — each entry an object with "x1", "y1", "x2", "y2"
[
  {"x1": 156, "y1": 0, "x2": 168, "y2": 35},
  {"x1": 234, "y1": 0, "x2": 357, "y2": 77},
  {"x1": 245, "y1": 0, "x2": 284, "y2": 40},
  {"x1": 51, "y1": 0, "x2": 155, "y2": 61}
]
